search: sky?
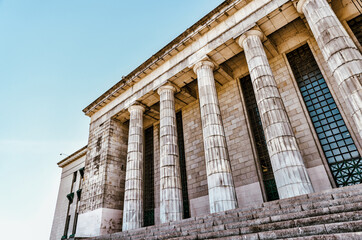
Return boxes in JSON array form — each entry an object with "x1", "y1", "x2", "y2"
[{"x1": 0, "y1": 0, "x2": 224, "y2": 239}]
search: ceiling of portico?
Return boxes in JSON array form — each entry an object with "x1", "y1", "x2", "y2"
[{"x1": 112, "y1": 66, "x2": 234, "y2": 128}]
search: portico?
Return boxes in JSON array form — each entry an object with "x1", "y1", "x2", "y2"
[{"x1": 72, "y1": 0, "x2": 362, "y2": 238}]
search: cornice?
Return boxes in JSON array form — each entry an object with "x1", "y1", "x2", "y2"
[
  {"x1": 57, "y1": 145, "x2": 87, "y2": 168},
  {"x1": 82, "y1": 0, "x2": 245, "y2": 117}
]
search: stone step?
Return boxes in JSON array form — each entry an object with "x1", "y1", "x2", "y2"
[
  {"x1": 176, "y1": 196, "x2": 362, "y2": 235},
  {"x1": 181, "y1": 219, "x2": 362, "y2": 240},
  {"x1": 256, "y1": 220, "x2": 362, "y2": 239},
  {"x1": 213, "y1": 231, "x2": 362, "y2": 240},
  {"x1": 179, "y1": 209, "x2": 362, "y2": 239},
  {"x1": 93, "y1": 184, "x2": 362, "y2": 240},
  {"x1": 237, "y1": 184, "x2": 362, "y2": 214},
  {"x1": 228, "y1": 210, "x2": 362, "y2": 232},
  {"x1": 155, "y1": 207, "x2": 362, "y2": 240},
  {"x1": 288, "y1": 231, "x2": 362, "y2": 240},
  {"x1": 235, "y1": 188, "x2": 362, "y2": 218},
  {"x1": 197, "y1": 188, "x2": 362, "y2": 226},
  {"x1": 118, "y1": 196, "x2": 362, "y2": 240}
]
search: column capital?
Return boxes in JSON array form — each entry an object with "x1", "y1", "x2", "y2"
[
  {"x1": 128, "y1": 104, "x2": 145, "y2": 113},
  {"x1": 238, "y1": 29, "x2": 264, "y2": 48},
  {"x1": 157, "y1": 84, "x2": 176, "y2": 95},
  {"x1": 193, "y1": 60, "x2": 215, "y2": 74},
  {"x1": 296, "y1": 0, "x2": 308, "y2": 13}
]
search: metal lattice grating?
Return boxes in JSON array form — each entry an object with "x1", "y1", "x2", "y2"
[{"x1": 286, "y1": 43, "x2": 362, "y2": 187}]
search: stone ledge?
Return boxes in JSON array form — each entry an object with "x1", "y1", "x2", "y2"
[{"x1": 89, "y1": 184, "x2": 362, "y2": 240}]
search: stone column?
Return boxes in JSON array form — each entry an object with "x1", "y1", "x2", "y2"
[
  {"x1": 122, "y1": 105, "x2": 145, "y2": 231},
  {"x1": 297, "y1": 0, "x2": 362, "y2": 140},
  {"x1": 157, "y1": 85, "x2": 183, "y2": 223},
  {"x1": 193, "y1": 61, "x2": 238, "y2": 213},
  {"x1": 238, "y1": 30, "x2": 314, "y2": 199}
]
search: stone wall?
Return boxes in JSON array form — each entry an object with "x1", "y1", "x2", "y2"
[
  {"x1": 50, "y1": 155, "x2": 85, "y2": 240},
  {"x1": 77, "y1": 118, "x2": 128, "y2": 236}
]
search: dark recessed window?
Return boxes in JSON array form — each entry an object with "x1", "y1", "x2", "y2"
[
  {"x1": 71, "y1": 212, "x2": 79, "y2": 237},
  {"x1": 347, "y1": 15, "x2": 362, "y2": 45},
  {"x1": 72, "y1": 172, "x2": 77, "y2": 183},
  {"x1": 176, "y1": 111, "x2": 190, "y2": 218},
  {"x1": 79, "y1": 167, "x2": 85, "y2": 178},
  {"x1": 240, "y1": 75, "x2": 279, "y2": 201},
  {"x1": 62, "y1": 215, "x2": 71, "y2": 239},
  {"x1": 144, "y1": 126, "x2": 154, "y2": 227},
  {"x1": 286, "y1": 43, "x2": 362, "y2": 187}
]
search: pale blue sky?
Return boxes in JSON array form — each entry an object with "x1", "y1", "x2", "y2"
[{"x1": 0, "y1": 0, "x2": 224, "y2": 239}]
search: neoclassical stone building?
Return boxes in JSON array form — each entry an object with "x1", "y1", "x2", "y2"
[{"x1": 51, "y1": 0, "x2": 362, "y2": 239}]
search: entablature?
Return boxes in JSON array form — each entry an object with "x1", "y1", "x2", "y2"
[{"x1": 84, "y1": 0, "x2": 301, "y2": 126}]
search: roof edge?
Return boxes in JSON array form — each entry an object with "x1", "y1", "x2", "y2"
[
  {"x1": 82, "y1": 0, "x2": 235, "y2": 115},
  {"x1": 57, "y1": 145, "x2": 88, "y2": 168}
]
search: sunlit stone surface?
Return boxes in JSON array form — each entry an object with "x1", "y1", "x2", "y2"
[
  {"x1": 239, "y1": 30, "x2": 314, "y2": 199},
  {"x1": 122, "y1": 105, "x2": 145, "y2": 231}
]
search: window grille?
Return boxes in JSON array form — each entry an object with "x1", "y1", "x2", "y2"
[
  {"x1": 286, "y1": 43, "x2": 362, "y2": 187},
  {"x1": 347, "y1": 15, "x2": 362, "y2": 45}
]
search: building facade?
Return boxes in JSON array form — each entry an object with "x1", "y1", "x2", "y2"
[
  {"x1": 51, "y1": 147, "x2": 86, "y2": 240},
  {"x1": 51, "y1": 0, "x2": 362, "y2": 239}
]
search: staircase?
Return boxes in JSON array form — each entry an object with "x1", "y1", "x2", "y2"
[{"x1": 92, "y1": 184, "x2": 362, "y2": 239}]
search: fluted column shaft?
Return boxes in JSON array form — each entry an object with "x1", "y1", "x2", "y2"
[
  {"x1": 239, "y1": 31, "x2": 314, "y2": 199},
  {"x1": 122, "y1": 105, "x2": 145, "y2": 231},
  {"x1": 193, "y1": 61, "x2": 238, "y2": 213},
  {"x1": 157, "y1": 85, "x2": 183, "y2": 223},
  {"x1": 298, "y1": 0, "x2": 362, "y2": 139}
]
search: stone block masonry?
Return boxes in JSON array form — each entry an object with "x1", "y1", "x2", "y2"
[{"x1": 77, "y1": 118, "x2": 128, "y2": 237}]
